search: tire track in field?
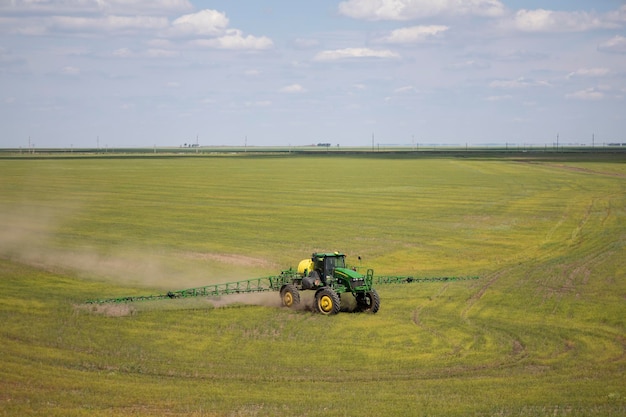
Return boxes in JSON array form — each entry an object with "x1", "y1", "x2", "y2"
[
  {"x1": 411, "y1": 283, "x2": 449, "y2": 340},
  {"x1": 460, "y1": 266, "x2": 510, "y2": 320},
  {"x1": 458, "y1": 266, "x2": 530, "y2": 364},
  {"x1": 516, "y1": 160, "x2": 626, "y2": 179}
]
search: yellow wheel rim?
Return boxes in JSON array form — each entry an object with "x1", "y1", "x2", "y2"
[
  {"x1": 283, "y1": 292, "x2": 293, "y2": 307},
  {"x1": 319, "y1": 295, "x2": 333, "y2": 312}
]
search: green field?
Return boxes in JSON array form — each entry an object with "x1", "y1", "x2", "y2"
[{"x1": 1, "y1": 153, "x2": 625, "y2": 416}]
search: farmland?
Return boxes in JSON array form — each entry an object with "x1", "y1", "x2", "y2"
[{"x1": 0, "y1": 151, "x2": 625, "y2": 416}]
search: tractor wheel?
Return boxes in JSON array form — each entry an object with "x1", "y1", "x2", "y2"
[
  {"x1": 280, "y1": 284, "x2": 300, "y2": 308},
  {"x1": 356, "y1": 289, "x2": 380, "y2": 313},
  {"x1": 315, "y1": 288, "x2": 340, "y2": 315}
]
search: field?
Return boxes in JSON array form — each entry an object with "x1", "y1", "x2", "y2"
[{"x1": 1, "y1": 152, "x2": 625, "y2": 416}]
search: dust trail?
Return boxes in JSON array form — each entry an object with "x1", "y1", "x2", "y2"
[
  {"x1": 78, "y1": 292, "x2": 293, "y2": 317},
  {"x1": 0, "y1": 204, "x2": 189, "y2": 288},
  {"x1": 1, "y1": 204, "x2": 324, "y2": 314},
  {"x1": 0, "y1": 204, "x2": 270, "y2": 291},
  {"x1": 209, "y1": 291, "x2": 359, "y2": 312},
  {"x1": 209, "y1": 292, "x2": 283, "y2": 308},
  {"x1": 78, "y1": 303, "x2": 137, "y2": 317}
]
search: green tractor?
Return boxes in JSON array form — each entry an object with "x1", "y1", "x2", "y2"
[{"x1": 279, "y1": 252, "x2": 380, "y2": 315}]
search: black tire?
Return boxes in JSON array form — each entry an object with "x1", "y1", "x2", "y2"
[
  {"x1": 315, "y1": 287, "x2": 340, "y2": 315},
  {"x1": 280, "y1": 284, "x2": 300, "y2": 308},
  {"x1": 356, "y1": 289, "x2": 380, "y2": 313}
]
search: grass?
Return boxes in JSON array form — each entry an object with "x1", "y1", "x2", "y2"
[{"x1": 0, "y1": 153, "x2": 625, "y2": 416}]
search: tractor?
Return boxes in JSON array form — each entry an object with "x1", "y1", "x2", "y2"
[
  {"x1": 278, "y1": 252, "x2": 380, "y2": 315},
  {"x1": 87, "y1": 251, "x2": 476, "y2": 312}
]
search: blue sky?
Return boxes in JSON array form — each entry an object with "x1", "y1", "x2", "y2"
[{"x1": 1, "y1": 0, "x2": 625, "y2": 148}]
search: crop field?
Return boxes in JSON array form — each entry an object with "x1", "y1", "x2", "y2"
[{"x1": 0, "y1": 152, "x2": 625, "y2": 416}]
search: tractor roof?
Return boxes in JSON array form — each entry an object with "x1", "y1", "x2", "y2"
[{"x1": 313, "y1": 252, "x2": 345, "y2": 258}]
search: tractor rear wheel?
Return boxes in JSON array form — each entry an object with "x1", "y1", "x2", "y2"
[
  {"x1": 280, "y1": 284, "x2": 300, "y2": 308},
  {"x1": 315, "y1": 288, "x2": 340, "y2": 315},
  {"x1": 356, "y1": 289, "x2": 380, "y2": 313}
]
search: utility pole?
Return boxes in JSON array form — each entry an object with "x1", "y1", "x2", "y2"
[{"x1": 556, "y1": 133, "x2": 559, "y2": 151}]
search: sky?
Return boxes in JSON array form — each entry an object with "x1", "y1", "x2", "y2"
[{"x1": 1, "y1": 0, "x2": 625, "y2": 148}]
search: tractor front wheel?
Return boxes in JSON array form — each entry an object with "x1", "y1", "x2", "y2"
[
  {"x1": 315, "y1": 288, "x2": 340, "y2": 315},
  {"x1": 356, "y1": 289, "x2": 380, "y2": 313},
  {"x1": 280, "y1": 284, "x2": 300, "y2": 308}
]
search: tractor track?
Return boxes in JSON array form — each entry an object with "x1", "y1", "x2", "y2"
[
  {"x1": 516, "y1": 160, "x2": 626, "y2": 179},
  {"x1": 460, "y1": 267, "x2": 509, "y2": 320},
  {"x1": 411, "y1": 283, "x2": 450, "y2": 335}
]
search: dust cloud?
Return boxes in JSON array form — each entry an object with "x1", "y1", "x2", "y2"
[
  {"x1": 0, "y1": 204, "x2": 270, "y2": 291},
  {"x1": 77, "y1": 291, "x2": 312, "y2": 317},
  {"x1": 1, "y1": 204, "x2": 322, "y2": 315},
  {"x1": 208, "y1": 292, "x2": 283, "y2": 308},
  {"x1": 78, "y1": 302, "x2": 137, "y2": 317}
]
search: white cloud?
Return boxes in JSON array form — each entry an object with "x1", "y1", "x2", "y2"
[
  {"x1": 0, "y1": 7, "x2": 272, "y2": 53},
  {"x1": 0, "y1": 17, "x2": 45, "y2": 35},
  {"x1": 146, "y1": 48, "x2": 179, "y2": 58},
  {"x1": 606, "y1": 5, "x2": 626, "y2": 24},
  {"x1": 489, "y1": 77, "x2": 550, "y2": 89},
  {"x1": 168, "y1": 10, "x2": 273, "y2": 50},
  {"x1": 394, "y1": 85, "x2": 416, "y2": 94},
  {"x1": 338, "y1": 0, "x2": 504, "y2": 21},
  {"x1": 113, "y1": 47, "x2": 179, "y2": 58},
  {"x1": 61, "y1": 66, "x2": 80, "y2": 75},
  {"x1": 2, "y1": 0, "x2": 192, "y2": 14},
  {"x1": 0, "y1": 46, "x2": 21, "y2": 65},
  {"x1": 56, "y1": 15, "x2": 169, "y2": 32},
  {"x1": 192, "y1": 29, "x2": 273, "y2": 50},
  {"x1": 447, "y1": 59, "x2": 490, "y2": 70},
  {"x1": 485, "y1": 95, "x2": 512, "y2": 101},
  {"x1": 244, "y1": 69, "x2": 261, "y2": 76},
  {"x1": 112, "y1": 47, "x2": 133, "y2": 58},
  {"x1": 0, "y1": 15, "x2": 169, "y2": 35},
  {"x1": 314, "y1": 47, "x2": 399, "y2": 61},
  {"x1": 280, "y1": 84, "x2": 306, "y2": 93},
  {"x1": 170, "y1": 9, "x2": 229, "y2": 37},
  {"x1": 294, "y1": 38, "x2": 320, "y2": 49},
  {"x1": 97, "y1": 0, "x2": 193, "y2": 14},
  {"x1": 377, "y1": 25, "x2": 448, "y2": 44},
  {"x1": 245, "y1": 101, "x2": 271, "y2": 107},
  {"x1": 598, "y1": 35, "x2": 626, "y2": 54},
  {"x1": 567, "y1": 68, "x2": 610, "y2": 79},
  {"x1": 491, "y1": 49, "x2": 548, "y2": 62},
  {"x1": 146, "y1": 39, "x2": 174, "y2": 48},
  {"x1": 511, "y1": 9, "x2": 620, "y2": 32},
  {"x1": 566, "y1": 88, "x2": 604, "y2": 100}
]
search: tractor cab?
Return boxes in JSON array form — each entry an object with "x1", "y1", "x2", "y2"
[
  {"x1": 310, "y1": 252, "x2": 345, "y2": 283},
  {"x1": 313, "y1": 252, "x2": 346, "y2": 279},
  {"x1": 311, "y1": 252, "x2": 364, "y2": 286}
]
